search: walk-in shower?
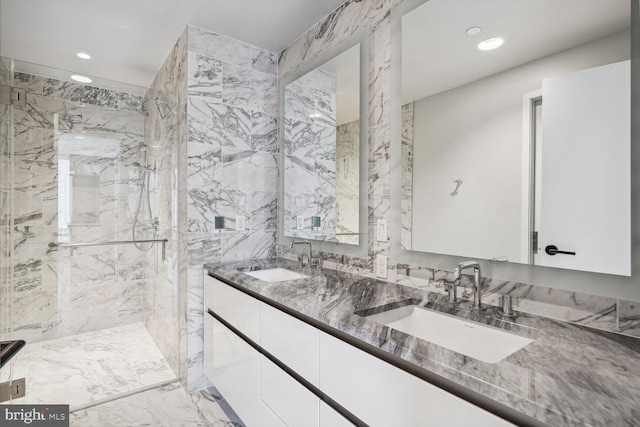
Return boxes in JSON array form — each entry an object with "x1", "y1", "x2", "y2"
[{"x1": 0, "y1": 57, "x2": 179, "y2": 409}]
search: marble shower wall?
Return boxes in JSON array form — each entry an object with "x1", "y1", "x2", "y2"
[
  {"x1": 283, "y1": 68, "x2": 337, "y2": 240},
  {"x1": 149, "y1": 25, "x2": 278, "y2": 392},
  {"x1": 4, "y1": 69, "x2": 153, "y2": 344},
  {"x1": 277, "y1": 0, "x2": 640, "y2": 339}
]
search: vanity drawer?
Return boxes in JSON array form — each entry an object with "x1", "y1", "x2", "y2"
[
  {"x1": 260, "y1": 302, "x2": 320, "y2": 386},
  {"x1": 260, "y1": 400, "x2": 286, "y2": 427},
  {"x1": 205, "y1": 274, "x2": 260, "y2": 343},
  {"x1": 209, "y1": 316, "x2": 260, "y2": 427},
  {"x1": 319, "y1": 332, "x2": 514, "y2": 427},
  {"x1": 260, "y1": 354, "x2": 319, "y2": 427},
  {"x1": 319, "y1": 401, "x2": 352, "y2": 427}
]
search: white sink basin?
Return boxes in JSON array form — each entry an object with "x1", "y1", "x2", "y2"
[
  {"x1": 366, "y1": 305, "x2": 534, "y2": 363},
  {"x1": 243, "y1": 268, "x2": 308, "y2": 283}
]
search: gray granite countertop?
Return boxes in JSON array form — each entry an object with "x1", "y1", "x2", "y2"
[{"x1": 205, "y1": 258, "x2": 640, "y2": 427}]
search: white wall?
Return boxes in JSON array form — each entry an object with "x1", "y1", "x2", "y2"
[{"x1": 410, "y1": 30, "x2": 629, "y2": 262}]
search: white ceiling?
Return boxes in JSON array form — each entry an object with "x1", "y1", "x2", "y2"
[{"x1": 0, "y1": 0, "x2": 346, "y2": 88}]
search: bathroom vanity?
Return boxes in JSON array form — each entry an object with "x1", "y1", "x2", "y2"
[{"x1": 204, "y1": 259, "x2": 640, "y2": 426}]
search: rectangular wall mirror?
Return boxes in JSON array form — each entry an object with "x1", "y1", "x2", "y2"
[
  {"x1": 398, "y1": 0, "x2": 631, "y2": 276},
  {"x1": 282, "y1": 42, "x2": 363, "y2": 245}
]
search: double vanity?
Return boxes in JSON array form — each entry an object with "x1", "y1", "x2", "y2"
[{"x1": 204, "y1": 259, "x2": 640, "y2": 426}]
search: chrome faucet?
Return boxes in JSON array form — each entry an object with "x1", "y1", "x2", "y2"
[
  {"x1": 290, "y1": 241, "x2": 312, "y2": 268},
  {"x1": 453, "y1": 261, "x2": 483, "y2": 313}
]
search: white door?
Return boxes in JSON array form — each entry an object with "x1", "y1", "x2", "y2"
[{"x1": 536, "y1": 60, "x2": 630, "y2": 275}]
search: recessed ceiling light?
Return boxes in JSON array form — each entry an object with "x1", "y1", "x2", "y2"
[
  {"x1": 77, "y1": 52, "x2": 91, "y2": 60},
  {"x1": 466, "y1": 27, "x2": 481, "y2": 36},
  {"x1": 71, "y1": 75, "x2": 92, "y2": 84},
  {"x1": 477, "y1": 37, "x2": 504, "y2": 51}
]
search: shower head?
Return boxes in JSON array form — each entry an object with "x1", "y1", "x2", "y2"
[
  {"x1": 135, "y1": 101, "x2": 150, "y2": 117},
  {"x1": 127, "y1": 97, "x2": 173, "y2": 119},
  {"x1": 127, "y1": 98, "x2": 150, "y2": 117}
]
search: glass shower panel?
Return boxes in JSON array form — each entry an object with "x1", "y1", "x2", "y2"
[
  {"x1": 0, "y1": 58, "x2": 14, "y2": 392},
  {"x1": 1, "y1": 58, "x2": 178, "y2": 407}
]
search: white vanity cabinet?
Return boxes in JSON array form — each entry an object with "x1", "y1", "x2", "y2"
[
  {"x1": 319, "y1": 333, "x2": 514, "y2": 427},
  {"x1": 260, "y1": 302, "x2": 320, "y2": 385},
  {"x1": 208, "y1": 274, "x2": 260, "y2": 342},
  {"x1": 260, "y1": 401, "x2": 286, "y2": 427},
  {"x1": 208, "y1": 316, "x2": 261, "y2": 427},
  {"x1": 319, "y1": 401, "x2": 353, "y2": 427},
  {"x1": 205, "y1": 274, "x2": 516, "y2": 427},
  {"x1": 260, "y1": 355, "x2": 319, "y2": 427},
  {"x1": 205, "y1": 275, "x2": 261, "y2": 426}
]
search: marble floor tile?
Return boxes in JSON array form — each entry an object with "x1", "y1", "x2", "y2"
[
  {"x1": 9, "y1": 322, "x2": 176, "y2": 408},
  {"x1": 70, "y1": 382, "x2": 242, "y2": 427}
]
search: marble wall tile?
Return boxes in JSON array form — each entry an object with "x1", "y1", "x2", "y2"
[
  {"x1": 14, "y1": 127, "x2": 57, "y2": 164},
  {"x1": 13, "y1": 257, "x2": 42, "y2": 293},
  {"x1": 117, "y1": 244, "x2": 148, "y2": 282},
  {"x1": 186, "y1": 282, "x2": 213, "y2": 392},
  {"x1": 188, "y1": 25, "x2": 252, "y2": 69},
  {"x1": 12, "y1": 191, "x2": 44, "y2": 226},
  {"x1": 187, "y1": 185, "x2": 223, "y2": 233},
  {"x1": 250, "y1": 111, "x2": 277, "y2": 153},
  {"x1": 44, "y1": 79, "x2": 119, "y2": 108},
  {"x1": 250, "y1": 191, "x2": 278, "y2": 231},
  {"x1": 221, "y1": 229, "x2": 277, "y2": 263},
  {"x1": 188, "y1": 97, "x2": 251, "y2": 148},
  {"x1": 187, "y1": 53, "x2": 222, "y2": 100},
  {"x1": 187, "y1": 141, "x2": 222, "y2": 182},
  {"x1": 284, "y1": 80, "x2": 315, "y2": 124},
  {"x1": 187, "y1": 232, "x2": 222, "y2": 267},
  {"x1": 251, "y1": 70, "x2": 278, "y2": 114},
  {"x1": 252, "y1": 46, "x2": 277, "y2": 76},
  {"x1": 368, "y1": 15, "x2": 391, "y2": 127},
  {"x1": 222, "y1": 63, "x2": 253, "y2": 108},
  {"x1": 13, "y1": 72, "x2": 44, "y2": 95},
  {"x1": 67, "y1": 246, "x2": 118, "y2": 285},
  {"x1": 298, "y1": 68, "x2": 337, "y2": 93},
  {"x1": 13, "y1": 95, "x2": 82, "y2": 137},
  {"x1": 11, "y1": 286, "x2": 47, "y2": 343},
  {"x1": 0, "y1": 191, "x2": 8, "y2": 226},
  {"x1": 82, "y1": 105, "x2": 144, "y2": 140}
]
